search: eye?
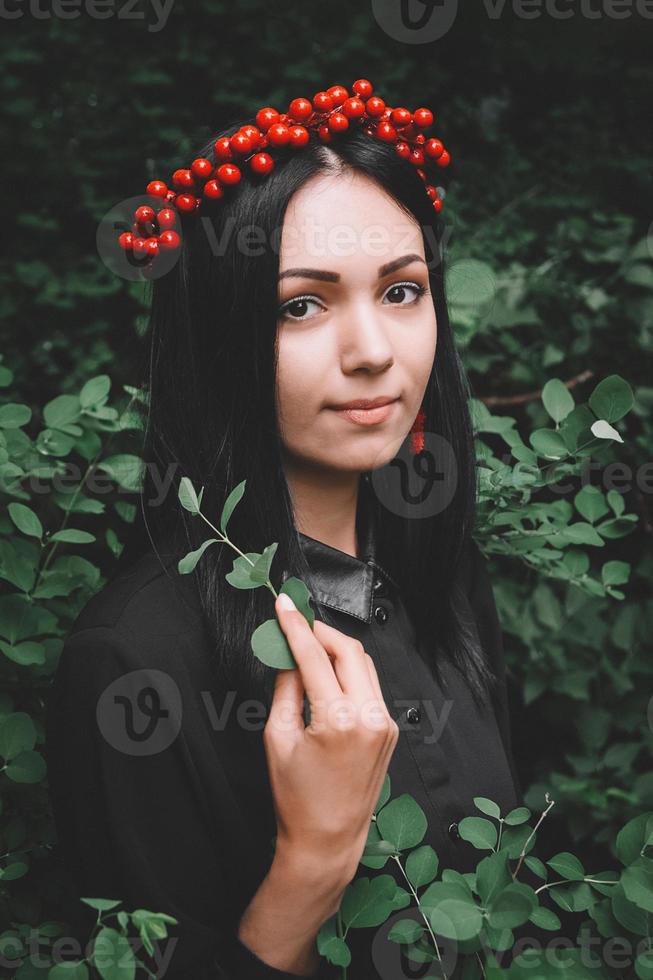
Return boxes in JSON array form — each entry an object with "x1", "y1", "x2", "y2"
[
  {"x1": 383, "y1": 281, "x2": 428, "y2": 306},
  {"x1": 277, "y1": 295, "x2": 325, "y2": 322}
]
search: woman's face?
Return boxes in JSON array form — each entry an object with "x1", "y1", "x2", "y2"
[{"x1": 275, "y1": 170, "x2": 437, "y2": 475}]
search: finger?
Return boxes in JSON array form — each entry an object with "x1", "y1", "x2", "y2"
[
  {"x1": 267, "y1": 667, "x2": 306, "y2": 736},
  {"x1": 312, "y1": 620, "x2": 377, "y2": 703},
  {"x1": 275, "y1": 595, "x2": 343, "y2": 710}
]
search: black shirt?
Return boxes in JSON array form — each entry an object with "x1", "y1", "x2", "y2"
[{"x1": 45, "y1": 505, "x2": 522, "y2": 979}]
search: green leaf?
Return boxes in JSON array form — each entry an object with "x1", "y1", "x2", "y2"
[
  {"x1": 91, "y1": 926, "x2": 135, "y2": 980},
  {"x1": 564, "y1": 522, "x2": 604, "y2": 546},
  {"x1": 6, "y1": 750, "x2": 46, "y2": 783},
  {"x1": 406, "y1": 845, "x2": 439, "y2": 888},
  {"x1": 96, "y1": 455, "x2": 145, "y2": 492},
  {"x1": 0, "y1": 640, "x2": 46, "y2": 667},
  {"x1": 429, "y1": 892, "x2": 483, "y2": 941},
  {"x1": 279, "y1": 577, "x2": 315, "y2": 628},
  {"x1": 48, "y1": 962, "x2": 90, "y2": 979},
  {"x1": 601, "y1": 560, "x2": 630, "y2": 587},
  {"x1": 177, "y1": 539, "x2": 220, "y2": 574},
  {"x1": 225, "y1": 552, "x2": 266, "y2": 589},
  {"x1": 388, "y1": 919, "x2": 425, "y2": 944},
  {"x1": 251, "y1": 618, "x2": 296, "y2": 670},
  {"x1": 574, "y1": 486, "x2": 609, "y2": 523},
  {"x1": 524, "y1": 857, "x2": 548, "y2": 880},
  {"x1": 589, "y1": 375, "x2": 634, "y2": 423},
  {"x1": 341, "y1": 875, "x2": 396, "y2": 929},
  {"x1": 622, "y1": 857, "x2": 653, "y2": 913},
  {"x1": 0, "y1": 403, "x2": 32, "y2": 428},
  {"x1": 316, "y1": 919, "x2": 351, "y2": 968},
  {"x1": 0, "y1": 712, "x2": 37, "y2": 759},
  {"x1": 220, "y1": 480, "x2": 246, "y2": 533},
  {"x1": 546, "y1": 851, "x2": 585, "y2": 881},
  {"x1": 376, "y1": 794, "x2": 428, "y2": 851},
  {"x1": 80, "y1": 375, "x2": 111, "y2": 408},
  {"x1": 528, "y1": 905, "x2": 561, "y2": 931},
  {"x1": 487, "y1": 884, "x2": 534, "y2": 930},
  {"x1": 250, "y1": 543, "x2": 278, "y2": 584},
  {"x1": 458, "y1": 816, "x2": 498, "y2": 851},
  {"x1": 542, "y1": 378, "x2": 575, "y2": 423},
  {"x1": 178, "y1": 477, "x2": 203, "y2": 514},
  {"x1": 81, "y1": 899, "x2": 123, "y2": 912},
  {"x1": 529, "y1": 429, "x2": 568, "y2": 459},
  {"x1": 616, "y1": 813, "x2": 653, "y2": 866},
  {"x1": 475, "y1": 851, "x2": 511, "y2": 905},
  {"x1": 43, "y1": 394, "x2": 81, "y2": 431},
  {"x1": 8, "y1": 503, "x2": 43, "y2": 540},
  {"x1": 473, "y1": 797, "x2": 501, "y2": 819},
  {"x1": 49, "y1": 529, "x2": 95, "y2": 544},
  {"x1": 503, "y1": 806, "x2": 531, "y2": 826},
  {"x1": 591, "y1": 418, "x2": 623, "y2": 443}
]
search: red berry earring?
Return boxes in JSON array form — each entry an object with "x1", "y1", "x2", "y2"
[{"x1": 409, "y1": 407, "x2": 426, "y2": 455}]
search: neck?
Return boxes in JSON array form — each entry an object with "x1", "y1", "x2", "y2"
[{"x1": 283, "y1": 461, "x2": 362, "y2": 559}]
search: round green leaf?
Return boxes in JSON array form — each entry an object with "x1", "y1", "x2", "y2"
[
  {"x1": 376, "y1": 794, "x2": 428, "y2": 851},
  {"x1": 6, "y1": 750, "x2": 46, "y2": 783},
  {"x1": 546, "y1": 851, "x2": 585, "y2": 881},
  {"x1": 542, "y1": 378, "x2": 575, "y2": 423},
  {"x1": 589, "y1": 375, "x2": 634, "y2": 423},
  {"x1": 0, "y1": 403, "x2": 32, "y2": 428},
  {"x1": 251, "y1": 618, "x2": 296, "y2": 670},
  {"x1": 473, "y1": 797, "x2": 501, "y2": 819},
  {"x1": 430, "y1": 897, "x2": 483, "y2": 941},
  {"x1": 458, "y1": 816, "x2": 498, "y2": 851},
  {"x1": 406, "y1": 845, "x2": 439, "y2": 888}
]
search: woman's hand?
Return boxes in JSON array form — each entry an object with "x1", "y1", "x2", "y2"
[{"x1": 263, "y1": 592, "x2": 400, "y2": 891}]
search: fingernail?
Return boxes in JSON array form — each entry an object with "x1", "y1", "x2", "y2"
[{"x1": 277, "y1": 593, "x2": 296, "y2": 611}]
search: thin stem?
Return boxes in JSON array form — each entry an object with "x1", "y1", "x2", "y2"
[
  {"x1": 512, "y1": 795, "x2": 555, "y2": 880},
  {"x1": 196, "y1": 511, "x2": 279, "y2": 598},
  {"x1": 336, "y1": 908, "x2": 348, "y2": 980},
  {"x1": 391, "y1": 854, "x2": 447, "y2": 980}
]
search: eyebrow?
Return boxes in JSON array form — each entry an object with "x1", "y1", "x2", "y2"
[{"x1": 278, "y1": 253, "x2": 427, "y2": 283}]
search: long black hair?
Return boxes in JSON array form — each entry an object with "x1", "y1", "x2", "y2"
[{"x1": 115, "y1": 114, "x2": 497, "y2": 710}]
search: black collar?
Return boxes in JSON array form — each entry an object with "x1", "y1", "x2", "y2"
[{"x1": 294, "y1": 497, "x2": 399, "y2": 624}]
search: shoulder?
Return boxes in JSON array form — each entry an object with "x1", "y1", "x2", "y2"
[{"x1": 55, "y1": 547, "x2": 211, "y2": 689}]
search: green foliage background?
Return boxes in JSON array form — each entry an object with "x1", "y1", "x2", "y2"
[{"x1": 1, "y1": 0, "x2": 651, "y2": 973}]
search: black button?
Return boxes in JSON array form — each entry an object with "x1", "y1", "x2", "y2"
[
  {"x1": 406, "y1": 706, "x2": 421, "y2": 724},
  {"x1": 373, "y1": 605, "x2": 388, "y2": 625},
  {"x1": 448, "y1": 821, "x2": 460, "y2": 841}
]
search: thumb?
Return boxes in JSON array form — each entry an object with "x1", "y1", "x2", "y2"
[{"x1": 267, "y1": 667, "x2": 307, "y2": 737}]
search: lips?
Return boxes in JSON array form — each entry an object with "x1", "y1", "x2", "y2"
[{"x1": 328, "y1": 395, "x2": 399, "y2": 410}]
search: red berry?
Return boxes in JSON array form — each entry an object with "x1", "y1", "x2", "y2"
[
  {"x1": 240, "y1": 124, "x2": 261, "y2": 141},
  {"x1": 436, "y1": 150, "x2": 451, "y2": 167},
  {"x1": 328, "y1": 112, "x2": 349, "y2": 133},
  {"x1": 172, "y1": 169, "x2": 195, "y2": 189},
  {"x1": 425, "y1": 138, "x2": 444, "y2": 160},
  {"x1": 203, "y1": 179, "x2": 224, "y2": 199},
  {"x1": 414, "y1": 108, "x2": 434, "y2": 128},
  {"x1": 250, "y1": 152, "x2": 274, "y2": 175},
  {"x1": 230, "y1": 133, "x2": 253, "y2": 155},
  {"x1": 327, "y1": 85, "x2": 349, "y2": 102},
  {"x1": 313, "y1": 91, "x2": 333, "y2": 112},
  {"x1": 216, "y1": 163, "x2": 241, "y2": 185},
  {"x1": 426, "y1": 185, "x2": 438, "y2": 201},
  {"x1": 132, "y1": 237, "x2": 147, "y2": 257},
  {"x1": 267, "y1": 123, "x2": 290, "y2": 146},
  {"x1": 433, "y1": 198, "x2": 443, "y2": 212},
  {"x1": 255, "y1": 107, "x2": 280, "y2": 132},
  {"x1": 135, "y1": 205, "x2": 155, "y2": 224},
  {"x1": 366, "y1": 96, "x2": 386, "y2": 118},
  {"x1": 214, "y1": 137, "x2": 233, "y2": 161},
  {"x1": 191, "y1": 158, "x2": 213, "y2": 179},
  {"x1": 352, "y1": 78, "x2": 373, "y2": 99},
  {"x1": 317, "y1": 124, "x2": 332, "y2": 142},
  {"x1": 391, "y1": 107, "x2": 412, "y2": 127},
  {"x1": 165, "y1": 190, "x2": 176, "y2": 203},
  {"x1": 159, "y1": 230, "x2": 181, "y2": 250},
  {"x1": 342, "y1": 97, "x2": 365, "y2": 119},
  {"x1": 288, "y1": 125, "x2": 310, "y2": 148},
  {"x1": 144, "y1": 237, "x2": 159, "y2": 257},
  {"x1": 409, "y1": 147, "x2": 425, "y2": 166},
  {"x1": 118, "y1": 231, "x2": 134, "y2": 250},
  {"x1": 146, "y1": 180, "x2": 167, "y2": 197},
  {"x1": 288, "y1": 97, "x2": 312, "y2": 123},
  {"x1": 395, "y1": 141, "x2": 411, "y2": 159},
  {"x1": 175, "y1": 194, "x2": 197, "y2": 212},
  {"x1": 157, "y1": 208, "x2": 177, "y2": 230},
  {"x1": 375, "y1": 120, "x2": 397, "y2": 142}
]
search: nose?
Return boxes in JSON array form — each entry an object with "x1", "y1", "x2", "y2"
[{"x1": 339, "y1": 299, "x2": 395, "y2": 374}]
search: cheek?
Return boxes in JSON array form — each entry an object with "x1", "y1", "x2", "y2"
[{"x1": 276, "y1": 332, "x2": 325, "y2": 425}]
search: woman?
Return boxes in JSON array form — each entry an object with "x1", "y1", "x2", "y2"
[{"x1": 46, "y1": 80, "x2": 523, "y2": 979}]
